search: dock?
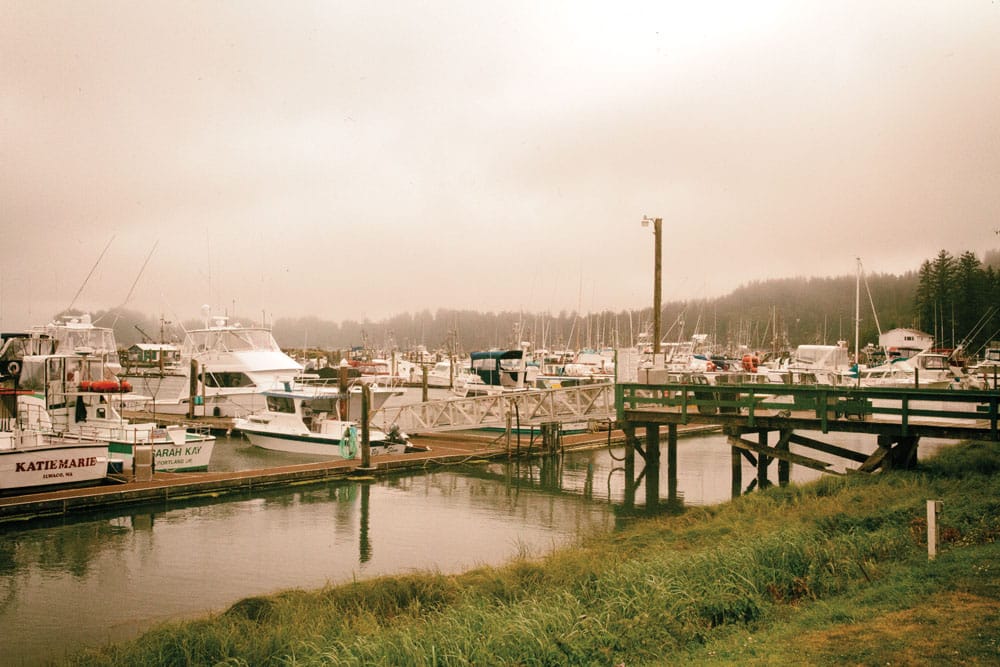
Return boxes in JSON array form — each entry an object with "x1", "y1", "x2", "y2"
[
  {"x1": 617, "y1": 381, "x2": 999, "y2": 501},
  {"x1": 0, "y1": 424, "x2": 718, "y2": 524}
]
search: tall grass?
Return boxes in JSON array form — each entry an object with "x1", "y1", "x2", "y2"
[{"x1": 68, "y1": 440, "x2": 1000, "y2": 666}]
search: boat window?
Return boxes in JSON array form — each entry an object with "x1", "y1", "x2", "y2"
[
  {"x1": 498, "y1": 358, "x2": 524, "y2": 371},
  {"x1": 266, "y1": 395, "x2": 296, "y2": 413},
  {"x1": 183, "y1": 328, "x2": 280, "y2": 354},
  {"x1": 204, "y1": 372, "x2": 254, "y2": 388},
  {"x1": 304, "y1": 398, "x2": 337, "y2": 413},
  {"x1": 18, "y1": 359, "x2": 45, "y2": 391}
]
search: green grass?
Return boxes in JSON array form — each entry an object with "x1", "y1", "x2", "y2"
[{"x1": 67, "y1": 440, "x2": 1000, "y2": 666}]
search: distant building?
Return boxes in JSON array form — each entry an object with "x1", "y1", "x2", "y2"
[
  {"x1": 126, "y1": 343, "x2": 181, "y2": 366},
  {"x1": 879, "y1": 328, "x2": 933, "y2": 358}
]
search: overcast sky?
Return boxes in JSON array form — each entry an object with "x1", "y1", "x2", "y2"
[{"x1": 2, "y1": 1, "x2": 998, "y2": 331}]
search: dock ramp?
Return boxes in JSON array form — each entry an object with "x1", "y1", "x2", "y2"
[{"x1": 373, "y1": 382, "x2": 615, "y2": 434}]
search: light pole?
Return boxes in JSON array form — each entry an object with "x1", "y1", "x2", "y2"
[{"x1": 641, "y1": 216, "x2": 662, "y2": 355}]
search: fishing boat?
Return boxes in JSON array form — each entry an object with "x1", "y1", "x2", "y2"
[
  {"x1": 123, "y1": 314, "x2": 303, "y2": 418},
  {"x1": 0, "y1": 389, "x2": 109, "y2": 493},
  {"x1": 468, "y1": 349, "x2": 538, "y2": 395},
  {"x1": 8, "y1": 322, "x2": 215, "y2": 472},
  {"x1": 234, "y1": 384, "x2": 420, "y2": 457},
  {"x1": 856, "y1": 350, "x2": 959, "y2": 389}
]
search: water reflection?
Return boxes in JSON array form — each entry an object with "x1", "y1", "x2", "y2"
[
  {"x1": 1, "y1": 431, "x2": 956, "y2": 665},
  {"x1": 1, "y1": 466, "x2": 615, "y2": 665}
]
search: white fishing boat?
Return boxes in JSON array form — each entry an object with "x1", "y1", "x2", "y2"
[
  {"x1": 467, "y1": 349, "x2": 538, "y2": 395},
  {"x1": 7, "y1": 322, "x2": 215, "y2": 472},
  {"x1": 857, "y1": 351, "x2": 958, "y2": 389},
  {"x1": 0, "y1": 390, "x2": 108, "y2": 493},
  {"x1": 234, "y1": 384, "x2": 421, "y2": 457},
  {"x1": 123, "y1": 314, "x2": 303, "y2": 418}
]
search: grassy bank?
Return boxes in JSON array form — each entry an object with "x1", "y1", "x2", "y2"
[{"x1": 69, "y1": 441, "x2": 1000, "y2": 666}]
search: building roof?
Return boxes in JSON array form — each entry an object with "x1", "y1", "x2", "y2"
[{"x1": 129, "y1": 343, "x2": 179, "y2": 351}]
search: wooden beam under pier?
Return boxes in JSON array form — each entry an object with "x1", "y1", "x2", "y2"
[
  {"x1": 787, "y1": 432, "x2": 869, "y2": 464},
  {"x1": 727, "y1": 433, "x2": 840, "y2": 474}
]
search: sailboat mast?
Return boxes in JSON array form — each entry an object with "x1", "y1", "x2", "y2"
[{"x1": 855, "y1": 257, "x2": 861, "y2": 366}]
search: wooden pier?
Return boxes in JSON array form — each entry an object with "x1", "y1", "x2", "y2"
[
  {"x1": 0, "y1": 424, "x2": 715, "y2": 524},
  {"x1": 617, "y1": 381, "x2": 999, "y2": 499}
]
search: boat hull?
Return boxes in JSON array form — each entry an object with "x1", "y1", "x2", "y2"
[
  {"x1": 0, "y1": 440, "x2": 108, "y2": 492},
  {"x1": 107, "y1": 434, "x2": 215, "y2": 472},
  {"x1": 240, "y1": 429, "x2": 406, "y2": 457}
]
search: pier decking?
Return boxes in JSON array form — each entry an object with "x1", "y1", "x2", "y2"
[{"x1": 0, "y1": 425, "x2": 715, "y2": 524}]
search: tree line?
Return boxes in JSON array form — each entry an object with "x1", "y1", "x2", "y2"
[{"x1": 66, "y1": 248, "x2": 999, "y2": 359}]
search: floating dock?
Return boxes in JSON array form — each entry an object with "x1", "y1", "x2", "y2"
[{"x1": 0, "y1": 425, "x2": 719, "y2": 524}]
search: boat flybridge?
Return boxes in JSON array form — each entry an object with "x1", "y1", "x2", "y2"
[{"x1": 124, "y1": 315, "x2": 304, "y2": 418}]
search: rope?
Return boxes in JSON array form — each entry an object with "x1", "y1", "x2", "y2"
[{"x1": 606, "y1": 418, "x2": 625, "y2": 461}]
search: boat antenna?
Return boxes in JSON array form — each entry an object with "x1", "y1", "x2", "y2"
[
  {"x1": 66, "y1": 235, "x2": 115, "y2": 313},
  {"x1": 120, "y1": 241, "x2": 158, "y2": 307},
  {"x1": 94, "y1": 241, "x2": 158, "y2": 326}
]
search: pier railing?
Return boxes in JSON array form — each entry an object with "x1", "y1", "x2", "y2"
[
  {"x1": 374, "y1": 382, "x2": 615, "y2": 434},
  {"x1": 617, "y1": 382, "x2": 1000, "y2": 439}
]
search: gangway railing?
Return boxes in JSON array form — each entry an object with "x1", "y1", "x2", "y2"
[
  {"x1": 617, "y1": 382, "x2": 1000, "y2": 439},
  {"x1": 373, "y1": 382, "x2": 615, "y2": 434}
]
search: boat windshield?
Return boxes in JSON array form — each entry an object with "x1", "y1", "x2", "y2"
[
  {"x1": 184, "y1": 328, "x2": 280, "y2": 354},
  {"x1": 266, "y1": 395, "x2": 296, "y2": 413},
  {"x1": 35, "y1": 323, "x2": 117, "y2": 355},
  {"x1": 920, "y1": 356, "x2": 949, "y2": 370}
]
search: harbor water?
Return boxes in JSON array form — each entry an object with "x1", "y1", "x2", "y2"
[{"x1": 1, "y1": 430, "x2": 955, "y2": 665}]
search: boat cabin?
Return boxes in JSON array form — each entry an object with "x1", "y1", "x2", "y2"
[{"x1": 470, "y1": 350, "x2": 536, "y2": 389}]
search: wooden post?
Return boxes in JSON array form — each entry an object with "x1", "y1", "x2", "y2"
[
  {"x1": 651, "y1": 217, "x2": 662, "y2": 355},
  {"x1": 338, "y1": 361, "x2": 350, "y2": 421},
  {"x1": 667, "y1": 423, "x2": 678, "y2": 502},
  {"x1": 361, "y1": 384, "x2": 371, "y2": 469},
  {"x1": 623, "y1": 422, "x2": 636, "y2": 510},
  {"x1": 730, "y1": 434, "x2": 743, "y2": 498},
  {"x1": 187, "y1": 359, "x2": 198, "y2": 419},
  {"x1": 505, "y1": 409, "x2": 512, "y2": 457},
  {"x1": 422, "y1": 365, "x2": 429, "y2": 402},
  {"x1": 927, "y1": 499, "x2": 941, "y2": 560},
  {"x1": 777, "y1": 431, "x2": 790, "y2": 486},
  {"x1": 757, "y1": 429, "x2": 769, "y2": 488},
  {"x1": 645, "y1": 424, "x2": 660, "y2": 511}
]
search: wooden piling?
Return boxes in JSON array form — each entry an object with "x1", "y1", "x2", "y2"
[
  {"x1": 731, "y1": 432, "x2": 742, "y2": 498},
  {"x1": 645, "y1": 424, "x2": 660, "y2": 509},
  {"x1": 667, "y1": 423, "x2": 678, "y2": 502},
  {"x1": 757, "y1": 429, "x2": 769, "y2": 489},
  {"x1": 623, "y1": 422, "x2": 636, "y2": 509},
  {"x1": 360, "y1": 384, "x2": 371, "y2": 469}
]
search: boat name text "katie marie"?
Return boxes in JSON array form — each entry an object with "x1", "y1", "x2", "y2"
[{"x1": 16, "y1": 457, "x2": 99, "y2": 473}]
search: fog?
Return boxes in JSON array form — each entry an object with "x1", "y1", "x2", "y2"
[{"x1": 2, "y1": 1, "x2": 998, "y2": 330}]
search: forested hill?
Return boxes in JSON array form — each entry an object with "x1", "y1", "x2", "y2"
[{"x1": 71, "y1": 248, "x2": 1000, "y2": 357}]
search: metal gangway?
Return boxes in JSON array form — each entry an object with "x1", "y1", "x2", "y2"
[{"x1": 372, "y1": 382, "x2": 616, "y2": 434}]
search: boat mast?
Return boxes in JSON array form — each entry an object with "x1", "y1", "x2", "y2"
[{"x1": 855, "y1": 257, "x2": 861, "y2": 372}]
